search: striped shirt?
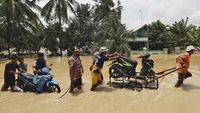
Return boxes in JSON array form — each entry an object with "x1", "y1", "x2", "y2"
[{"x1": 68, "y1": 55, "x2": 82, "y2": 80}]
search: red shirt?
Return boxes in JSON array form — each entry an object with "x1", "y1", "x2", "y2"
[{"x1": 176, "y1": 52, "x2": 190, "y2": 74}]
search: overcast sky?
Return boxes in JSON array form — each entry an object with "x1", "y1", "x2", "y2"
[{"x1": 38, "y1": 0, "x2": 200, "y2": 30}]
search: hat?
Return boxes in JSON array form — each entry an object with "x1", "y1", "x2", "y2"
[
  {"x1": 71, "y1": 46, "x2": 80, "y2": 52},
  {"x1": 73, "y1": 47, "x2": 80, "y2": 52},
  {"x1": 186, "y1": 45, "x2": 196, "y2": 52},
  {"x1": 99, "y1": 46, "x2": 108, "y2": 53}
]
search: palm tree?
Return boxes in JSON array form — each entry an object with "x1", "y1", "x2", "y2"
[
  {"x1": 67, "y1": 3, "x2": 94, "y2": 48},
  {"x1": 93, "y1": 13, "x2": 131, "y2": 56},
  {"x1": 187, "y1": 27, "x2": 200, "y2": 47},
  {"x1": 0, "y1": 0, "x2": 42, "y2": 55},
  {"x1": 93, "y1": 0, "x2": 115, "y2": 22},
  {"x1": 41, "y1": 0, "x2": 78, "y2": 56},
  {"x1": 169, "y1": 17, "x2": 194, "y2": 46}
]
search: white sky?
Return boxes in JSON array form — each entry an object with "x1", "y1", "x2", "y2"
[{"x1": 38, "y1": 0, "x2": 200, "y2": 30}]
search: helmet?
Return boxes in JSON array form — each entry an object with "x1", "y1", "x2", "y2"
[
  {"x1": 99, "y1": 46, "x2": 108, "y2": 53},
  {"x1": 186, "y1": 45, "x2": 196, "y2": 52}
]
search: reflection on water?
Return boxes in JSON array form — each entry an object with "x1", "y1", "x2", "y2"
[{"x1": 0, "y1": 54, "x2": 200, "y2": 113}]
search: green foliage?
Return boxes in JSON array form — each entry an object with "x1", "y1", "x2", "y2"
[
  {"x1": 1, "y1": 0, "x2": 200, "y2": 57},
  {"x1": 93, "y1": 12, "x2": 131, "y2": 57},
  {"x1": 147, "y1": 20, "x2": 171, "y2": 50},
  {"x1": 187, "y1": 27, "x2": 200, "y2": 46},
  {"x1": 169, "y1": 17, "x2": 194, "y2": 46},
  {"x1": 41, "y1": 0, "x2": 77, "y2": 56},
  {"x1": 93, "y1": 0, "x2": 115, "y2": 22},
  {"x1": 43, "y1": 24, "x2": 59, "y2": 54},
  {"x1": 67, "y1": 3, "x2": 94, "y2": 48}
]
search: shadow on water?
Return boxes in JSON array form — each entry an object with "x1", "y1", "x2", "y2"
[
  {"x1": 70, "y1": 89, "x2": 84, "y2": 96},
  {"x1": 182, "y1": 84, "x2": 200, "y2": 91},
  {"x1": 94, "y1": 86, "x2": 116, "y2": 92}
]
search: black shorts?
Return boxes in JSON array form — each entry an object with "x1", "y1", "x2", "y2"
[
  {"x1": 71, "y1": 77, "x2": 82, "y2": 88},
  {"x1": 4, "y1": 74, "x2": 15, "y2": 86},
  {"x1": 178, "y1": 72, "x2": 192, "y2": 80}
]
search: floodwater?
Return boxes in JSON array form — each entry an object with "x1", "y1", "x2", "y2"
[{"x1": 0, "y1": 54, "x2": 200, "y2": 113}]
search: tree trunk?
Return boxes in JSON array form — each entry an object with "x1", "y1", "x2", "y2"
[
  {"x1": 17, "y1": 48, "x2": 20, "y2": 55},
  {"x1": 60, "y1": 47, "x2": 63, "y2": 56},
  {"x1": 7, "y1": 47, "x2": 11, "y2": 57},
  {"x1": 58, "y1": 0, "x2": 63, "y2": 57},
  {"x1": 6, "y1": 10, "x2": 12, "y2": 58}
]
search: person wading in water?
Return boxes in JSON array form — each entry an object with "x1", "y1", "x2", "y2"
[{"x1": 175, "y1": 45, "x2": 196, "y2": 87}]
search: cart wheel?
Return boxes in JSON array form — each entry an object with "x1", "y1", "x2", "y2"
[{"x1": 126, "y1": 81, "x2": 143, "y2": 92}]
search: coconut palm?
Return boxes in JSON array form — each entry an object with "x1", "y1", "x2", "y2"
[
  {"x1": 93, "y1": 13, "x2": 131, "y2": 56},
  {"x1": 67, "y1": 3, "x2": 94, "y2": 48},
  {"x1": 41, "y1": 0, "x2": 78, "y2": 56},
  {"x1": 93, "y1": 0, "x2": 115, "y2": 22},
  {"x1": 0, "y1": 0, "x2": 42, "y2": 55}
]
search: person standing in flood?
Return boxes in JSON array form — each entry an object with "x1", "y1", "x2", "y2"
[
  {"x1": 32, "y1": 53, "x2": 47, "y2": 74},
  {"x1": 18, "y1": 56, "x2": 27, "y2": 72},
  {"x1": 68, "y1": 48, "x2": 84, "y2": 93},
  {"x1": 1, "y1": 55, "x2": 22, "y2": 92},
  {"x1": 175, "y1": 45, "x2": 196, "y2": 87}
]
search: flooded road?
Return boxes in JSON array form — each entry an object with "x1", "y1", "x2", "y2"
[{"x1": 0, "y1": 54, "x2": 200, "y2": 113}]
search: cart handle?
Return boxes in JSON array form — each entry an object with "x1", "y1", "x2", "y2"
[
  {"x1": 155, "y1": 67, "x2": 176, "y2": 75},
  {"x1": 156, "y1": 66, "x2": 184, "y2": 79}
]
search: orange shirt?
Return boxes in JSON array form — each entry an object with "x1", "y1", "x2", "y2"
[{"x1": 176, "y1": 52, "x2": 190, "y2": 74}]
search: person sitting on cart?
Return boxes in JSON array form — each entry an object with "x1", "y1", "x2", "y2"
[
  {"x1": 175, "y1": 45, "x2": 196, "y2": 87},
  {"x1": 90, "y1": 46, "x2": 119, "y2": 91}
]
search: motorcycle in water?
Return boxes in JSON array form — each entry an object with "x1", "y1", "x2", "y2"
[
  {"x1": 109, "y1": 56, "x2": 138, "y2": 79},
  {"x1": 108, "y1": 56, "x2": 143, "y2": 91},
  {"x1": 17, "y1": 66, "x2": 61, "y2": 93}
]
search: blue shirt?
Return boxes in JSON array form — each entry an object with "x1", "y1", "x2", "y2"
[{"x1": 95, "y1": 54, "x2": 109, "y2": 69}]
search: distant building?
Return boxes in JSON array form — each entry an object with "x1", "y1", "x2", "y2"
[{"x1": 128, "y1": 25, "x2": 149, "y2": 51}]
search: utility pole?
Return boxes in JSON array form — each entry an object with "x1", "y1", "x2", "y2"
[{"x1": 139, "y1": 10, "x2": 143, "y2": 26}]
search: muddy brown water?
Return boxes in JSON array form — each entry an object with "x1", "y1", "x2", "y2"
[{"x1": 0, "y1": 54, "x2": 200, "y2": 113}]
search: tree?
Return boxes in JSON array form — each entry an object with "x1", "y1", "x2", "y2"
[
  {"x1": 147, "y1": 20, "x2": 170, "y2": 50},
  {"x1": 67, "y1": 3, "x2": 94, "y2": 48},
  {"x1": 169, "y1": 17, "x2": 194, "y2": 46},
  {"x1": 0, "y1": 0, "x2": 42, "y2": 55},
  {"x1": 93, "y1": 13, "x2": 131, "y2": 56},
  {"x1": 41, "y1": 0, "x2": 78, "y2": 56},
  {"x1": 93, "y1": 0, "x2": 115, "y2": 22},
  {"x1": 43, "y1": 23, "x2": 59, "y2": 55},
  {"x1": 187, "y1": 27, "x2": 200, "y2": 47}
]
